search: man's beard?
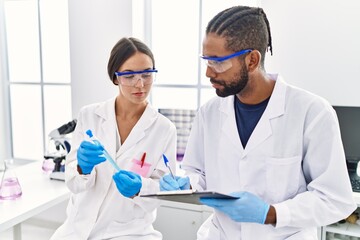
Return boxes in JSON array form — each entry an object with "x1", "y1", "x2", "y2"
[{"x1": 211, "y1": 66, "x2": 249, "y2": 98}]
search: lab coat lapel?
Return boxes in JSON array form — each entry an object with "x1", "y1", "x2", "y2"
[
  {"x1": 95, "y1": 98, "x2": 117, "y2": 173},
  {"x1": 220, "y1": 96, "x2": 243, "y2": 151},
  {"x1": 243, "y1": 76, "x2": 286, "y2": 156},
  {"x1": 117, "y1": 104, "x2": 157, "y2": 155}
]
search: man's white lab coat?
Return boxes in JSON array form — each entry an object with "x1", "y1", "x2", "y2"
[
  {"x1": 50, "y1": 97, "x2": 177, "y2": 240},
  {"x1": 181, "y1": 75, "x2": 356, "y2": 240}
]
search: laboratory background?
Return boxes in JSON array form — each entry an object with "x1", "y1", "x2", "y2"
[{"x1": 1, "y1": 0, "x2": 360, "y2": 240}]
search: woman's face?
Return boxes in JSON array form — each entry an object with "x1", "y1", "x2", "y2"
[{"x1": 115, "y1": 52, "x2": 155, "y2": 104}]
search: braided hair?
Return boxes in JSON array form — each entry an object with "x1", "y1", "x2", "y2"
[{"x1": 206, "y1": 6, "x2": 272, "y2": 67}]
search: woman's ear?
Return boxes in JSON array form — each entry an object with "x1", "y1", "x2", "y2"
[
  {"x1": 246, "y1": 50, "x2": 261, "y2": 72},
  {"x1": 114, "y1": 77, "x2": 119, "y2": 85}
]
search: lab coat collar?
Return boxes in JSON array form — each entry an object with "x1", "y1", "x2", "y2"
[
  {"x1": 94, "y1": 97, "x2": 158, "y2": 155},
  {"x1": 94, "y1": 97, "x2": 117, "y2": 122},
  {"x1": 94, "y1": 97, "x2": 118, "y2": 173},
  {"x1": 243, "y1": 74, "x2": 286, "y2": 155},
  {"x1": 219, "y1": 74, "x2": 286, "y2": 157}
]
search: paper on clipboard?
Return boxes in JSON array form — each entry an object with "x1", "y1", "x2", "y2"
[{"x1": 139, "y1": 189, "x2": 239, "y2": 205}]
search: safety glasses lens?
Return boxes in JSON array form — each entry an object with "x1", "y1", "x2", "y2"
[
  {"x1": 117, "y1": 72, "x2": 156, "y2": 86},
  {"x1": 203, "y1": 59, "x2": 232, "y2": 73}
]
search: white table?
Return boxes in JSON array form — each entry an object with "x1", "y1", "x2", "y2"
[{"x1": 0, "y1": 161, "x2": 70, "y2": 239}]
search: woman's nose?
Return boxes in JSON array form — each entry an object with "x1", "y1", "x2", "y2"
[{"x1": 134, "y1": 78, "x2": 145, "y2": 88}]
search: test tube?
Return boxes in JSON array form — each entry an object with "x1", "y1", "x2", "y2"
[{"x1": 85, "y1": 129, "x2": 121, "y2": 172}]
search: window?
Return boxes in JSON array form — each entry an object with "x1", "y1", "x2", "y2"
[
  {"x1": 0, "y1": 0, "x2": 71, "y2": 160},
  {"x1": 133, "y1": 0, "x2": 259, "y2": 110}
]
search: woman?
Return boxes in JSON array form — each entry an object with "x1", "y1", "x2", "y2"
[{"x1": 50, "y1": 37, "x2": 177, "y2": 240}]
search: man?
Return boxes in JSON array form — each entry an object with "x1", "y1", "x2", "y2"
[{"x1": 160, "y1": 5, "x2": 356, "y2": 240}]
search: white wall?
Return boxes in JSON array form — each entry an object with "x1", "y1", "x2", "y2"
[
  {"x1": 68, "y1": 0, "x2": 133, "y2": 118},
  {"x1": 262, "y1": 0, "x2": 360, "y2": 107},
  {"x1": 0, "y1": 16, "x2": 9, "y2": 161},
  {"x1": 0, "y1": 53, "x2": 6, "y2": 162}
]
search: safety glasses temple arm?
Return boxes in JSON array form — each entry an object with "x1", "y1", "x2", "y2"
[{"x1": 200, "y1": 49, "x2": 252, "y2": 62}]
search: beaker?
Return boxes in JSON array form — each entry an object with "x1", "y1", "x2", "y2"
[
  {"x1": 42, "y1": 157, "x2": 55, "y2": 174},
  {"x1": 0, "y1": 159, "x2": 22, "y2": 200}
]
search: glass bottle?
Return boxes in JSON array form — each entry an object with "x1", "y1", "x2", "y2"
[{"x1": 0, "y1": 159, "x2": 22, "y2": 200}]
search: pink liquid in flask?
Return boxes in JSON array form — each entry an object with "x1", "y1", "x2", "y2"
[{"x1": 0, "y1": 177, "x2": 22, "y2": 200}]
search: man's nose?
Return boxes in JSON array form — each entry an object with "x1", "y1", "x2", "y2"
[{"x1": 206, "y1": 66, "x2": 217, "y2": 79}]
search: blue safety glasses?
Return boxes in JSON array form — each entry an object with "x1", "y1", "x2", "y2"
[
  {"x1": 200, "y1": 49, "x2": 252, "y2": 73},
  {"x1": 115, "y1": 69, "x2": 158, "y2": 86}
]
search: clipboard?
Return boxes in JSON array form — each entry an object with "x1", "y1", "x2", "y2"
[{"x1": 139, "y1": 190, "x2": 239, "y2": 205}]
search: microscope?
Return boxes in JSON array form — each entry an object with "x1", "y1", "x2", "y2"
[{"x1": 43, "y1": 119, "x2": 77, "y2": 181}]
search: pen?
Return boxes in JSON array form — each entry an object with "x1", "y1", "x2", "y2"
[
  {"x1": 140, "y1": 152, "x2": 146, "y2": 168},
  {"x1": 162, "y1": 154, "x2": 175, "y2": 179}
]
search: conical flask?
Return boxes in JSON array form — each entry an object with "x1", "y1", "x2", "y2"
[{"x1": 0, "y1": 159, "x2": 22, "y2": 200}]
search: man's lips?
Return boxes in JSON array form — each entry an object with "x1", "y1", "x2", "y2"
[{"x1": 210, "y1": 80, "x2": 223, "y2": 88}]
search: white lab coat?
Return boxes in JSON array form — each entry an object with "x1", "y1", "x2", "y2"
[
  {"x1": 50, "y1": 97, "x2": 177, "y2": 240},
  {"x1": 181, "y1": 74, "x2": 357, "y2": 240}
]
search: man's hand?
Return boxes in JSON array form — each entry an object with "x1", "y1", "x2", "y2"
[{"x1": 200, "y1": 191, "x2": 270, "y2": 224}]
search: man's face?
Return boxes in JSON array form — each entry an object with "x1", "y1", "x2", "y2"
[
  {"x1": 202, "y1": 33, "x2": 249, "y2": 98},
  {"x1": 210, "y1": 64, "x2": 248, "y2": 97}
]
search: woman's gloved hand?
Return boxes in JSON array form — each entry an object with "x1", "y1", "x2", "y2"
[
  {"x1": 113, "y1": 170, "x2": 142, "y2": 198},
  {"x1": 77, "y1": 141, "x2": 106, "y2": 174},
  {"x1": 199, "y1": 191, "x2": 270, "y2": 224},
  {"x1": 160, "y1": 174, "x2": 190, "y2": 191}
]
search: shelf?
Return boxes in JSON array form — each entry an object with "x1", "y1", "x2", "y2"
[
  {"x1": 324, "y1": 222, "x2": 360, "y2": 237},
  {"x1": 353, "y1": 192, "x2": 360, "y2": 206}
]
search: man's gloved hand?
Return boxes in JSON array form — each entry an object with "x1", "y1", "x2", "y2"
[
  {"x1": 199, "y1": 191, "x2": 270, "y2": 224},
  {"x1": 113, "y1": 170, "x2": 142, "y2": 198},
  {"x1": 160, "y1": 174, "x2": 190, "y2": 191},
  {"x1": 77, "y1": 141, "x2": 106, "y2": 174}
]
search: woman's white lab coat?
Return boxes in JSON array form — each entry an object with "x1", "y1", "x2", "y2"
[
  {"x1": 50, "y1": 97, "x2": 177, "y2": 240},
  {"x1": 181, "y1": 74, "x2": 356, "y2": 240}
]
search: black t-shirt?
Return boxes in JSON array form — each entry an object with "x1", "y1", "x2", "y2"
[{"x1": 234, "y1": 96, "x2": 270, "y2": 148}]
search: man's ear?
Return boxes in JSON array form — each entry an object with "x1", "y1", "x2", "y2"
[{"x1": 246, "y1": 50, "x2": 261, "y2": 72}]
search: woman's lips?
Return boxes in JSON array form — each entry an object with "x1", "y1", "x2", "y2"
[{"x1": 133, "y1": 92, "x2": 145, "y2": 97}]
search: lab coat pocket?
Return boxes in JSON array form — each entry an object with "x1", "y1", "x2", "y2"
[
  {"x1": 266, "y1": 155, "x2": 302, "y2": 203},
  {"x1": 130, "y1": 159, "x2": 151, "y2": 177}
]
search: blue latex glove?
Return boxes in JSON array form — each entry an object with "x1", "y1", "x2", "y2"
[
  {"x1": 113, "y1": 170, "x2": 142, "y2": 198},
  {"x1": 199, "y1": 191, "x2": 270, "y2": 224},
  {"x1": 160, "y1": 174, "x2": 190, "y2": 191},
  {"x1": 77, "y1": 140, "x2": 106, "y2": 174}
]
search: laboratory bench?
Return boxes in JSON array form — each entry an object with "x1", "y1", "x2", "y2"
[{"x1": 0, "y1": 160, "x2": 70, "y2": 240}]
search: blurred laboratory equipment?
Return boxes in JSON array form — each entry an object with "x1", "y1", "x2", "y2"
[
  {"x1": 0, "y1": 159, "x2": 22, "y2": 200},
  {"x1": 42, "y1": 119, "x2": 77, "y2": 181}
]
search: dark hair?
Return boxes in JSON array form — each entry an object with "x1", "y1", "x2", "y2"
[
  {"x1": 206, "y1": 6, "x2": 272, "y2": 67},
  {"x1": 107, "y1": 37, "x2": 155, "y2": 85}
]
